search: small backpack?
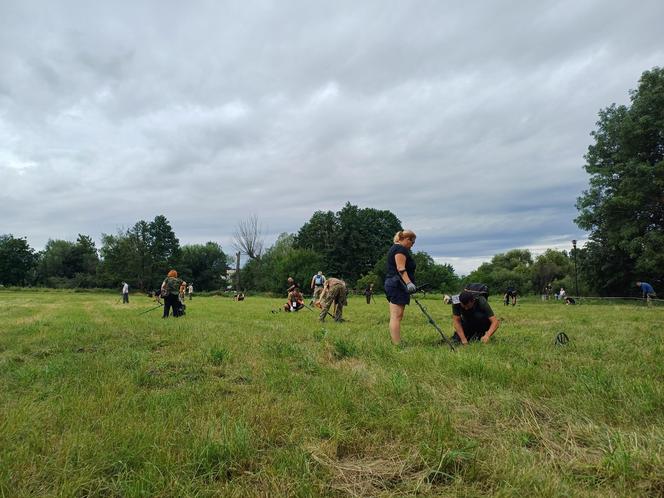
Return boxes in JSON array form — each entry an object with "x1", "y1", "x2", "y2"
[
  {"x1": 464, "y1": 283, "x2": 489, "y2": 299},
  {"x1": 314, "y1": 275, "x2": 324, "y2": 286}
]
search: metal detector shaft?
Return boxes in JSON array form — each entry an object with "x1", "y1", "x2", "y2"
[
  {"x1": 305, "y1": 302, "x2": 336, "y2": 320},
  {"x1": 320, "y1": 306, "x2": 337, "y2": 320},
  {"x1": 412, "y1": 296, "x2": 455, "y2": 351},
  {"x1": 138, "y1": 304, "x2": 163, "y2": 315}
]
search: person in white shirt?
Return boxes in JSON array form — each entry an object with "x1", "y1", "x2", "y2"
[{"x1": 122, "y1": 282, "x2": 129, "y2": 304}]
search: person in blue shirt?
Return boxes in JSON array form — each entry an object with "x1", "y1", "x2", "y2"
[{"x1": 636, "y1": 281, "x2": 656, "y2": 305}]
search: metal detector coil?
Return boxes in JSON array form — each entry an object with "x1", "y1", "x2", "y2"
[{"x1": 555, "y1": 332, "x2": 569, "y2": 346}]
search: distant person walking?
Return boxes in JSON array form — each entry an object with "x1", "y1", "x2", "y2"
[
  {"x1": 310, "y1": 271, "x2": 326, "y2": 305},
  {"x1": 187, "y1": 283, "x2": 194, "y2": 301},
  {"x1": 364, "y1": 283, "x2": 374, "y2": 304},
  {"x1": 636, "y1": 281, "x2": 656, "y2": 305},
  {"x1": 121, "y1": 282, "x2": 129, "y2": 304},
  {"x1": 384, "y1": 230, "x2": 417, "y2": 345},
  {"x1": 503, "y1": 287, "x2": 517, "y2": 306},
  {"x1": 161, "y1": 270, "x2": 183, "y2": 318}
]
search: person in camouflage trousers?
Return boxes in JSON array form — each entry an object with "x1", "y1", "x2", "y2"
[{"x1": 318, "y1": 277, "x2": 348, "y2": 322}]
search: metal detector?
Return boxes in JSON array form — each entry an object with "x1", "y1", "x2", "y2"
[
  {"x1": 138, "y1": 303, "x2": 163, "y2": 315},
  {"x1": 301, "y1": 303, "x2": 314, "y2": 312},
  {"x1": 404, "y1": 281, "x2": 455, "y2": 351},
  {"x1": 555, "y1": 332, "x2": 569, "y2": 346},
  {"x1": 411, "y1": 294, "x2": 455, "y2": 351},
  {"x1": 308, "y1": 302, "x2": 336, "y2": 320}
]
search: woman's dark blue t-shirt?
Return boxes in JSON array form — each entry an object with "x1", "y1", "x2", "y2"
[{"x1": 385, "y1": 244, "x2": 416, "y2": 283}]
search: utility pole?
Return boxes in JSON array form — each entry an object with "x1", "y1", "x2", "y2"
[
  {"x1": 235, "y1": 251, "x2": 241, "y2": 291},
  {"x1": 572, "y1": 240, "x2": 579, "y2": 297}
]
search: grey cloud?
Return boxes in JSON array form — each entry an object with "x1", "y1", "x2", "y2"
[{"x1": 1, "y1": 0, "x2": 663, "y2": 273}]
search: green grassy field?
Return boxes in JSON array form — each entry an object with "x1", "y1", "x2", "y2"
[{"x1": 1, "y1": 291, "x2": 663, "y2": 497}]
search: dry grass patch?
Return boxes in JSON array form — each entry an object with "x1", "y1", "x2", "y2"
[{"x1": 308, "y1": 442, "x2": 429, "y2": 497}]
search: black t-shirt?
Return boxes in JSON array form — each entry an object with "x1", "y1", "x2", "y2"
[
  {"x1": 452, "y1": 296, "x2": 494, "y2": 337},
  {"x1": 385, "y1": 244, "x2": 416, "y2": 282}
]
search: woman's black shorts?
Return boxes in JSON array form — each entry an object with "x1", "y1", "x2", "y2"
[{"x1": 384, "y1": 277, "x2": 410, "y2": 305}]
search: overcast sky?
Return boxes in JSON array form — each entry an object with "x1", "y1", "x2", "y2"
[{"x1": 1, "y1": 1, "x2": 663, "y2": 274}]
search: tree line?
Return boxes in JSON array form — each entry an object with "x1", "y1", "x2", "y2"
[
  {"x1": 0, "y1": 203, "x2": 583, "y2": 297},
  {"x1": 0, "y1": 216, "x2": 228, "y2": 292}
]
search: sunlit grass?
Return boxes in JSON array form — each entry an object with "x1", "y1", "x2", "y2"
[{"x1": 1, "y1": 291, "x2": 663, "y2": 496}]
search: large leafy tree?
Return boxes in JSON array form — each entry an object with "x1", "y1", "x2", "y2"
[
  {"x1": 576, "y1": 67, "x2": 664, "y2": 295},
  {"x1": 126, "y1": 220, "x2": 154, "y2": 290},
  {"x1": 412, "y1": 252, "x2": 460, "y2": 293},
  {"x1": 241, "y1": 233, "x2": 324, "y2": 294},
  {"x1": 99, "y1": 215, "x2": 180, "y2": 290},
  {"x1": 466, "y1": 249, "x2": 534, "y2": 294},
  {"x1": 179, "y1": 242, "x2": 228, "y2": 291},
  {"x1": 98, "y1": 232, "x2": 136, "y2": 288},
  {"x1": 149, "y1": 215, "x2": 181, "y2": 277},
  {"x1": 530, "y1": 249, "x2": 573, "y2": 294},
  {"x1": 0, "y1": 235, "x2": 37, "y2": 286},
  {"x1": 36, "y1": 234, "x2": 99, "y2": 287},
  {"x1": 295, "y1": 202, "x2": 401, "y2": 284}
]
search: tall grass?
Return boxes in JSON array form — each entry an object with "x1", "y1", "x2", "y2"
[{"x1": 1, "y1": 291, "x2": 663, "y2": 496}]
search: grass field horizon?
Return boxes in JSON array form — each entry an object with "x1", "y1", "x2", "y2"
[{"x1": 1, "y1": 290, "x2": 663, "y2": 497}]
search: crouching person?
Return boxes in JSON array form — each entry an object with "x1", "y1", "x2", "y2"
[
  {"x1": 452, "y1": 291, "x2": 499, "y2": 344},
  {"x1": 319, "y1": 277, "x2": 347, "y2": 322},
  {"x1": 284, "y1": 288, "x2": 304, "y2": 312}
]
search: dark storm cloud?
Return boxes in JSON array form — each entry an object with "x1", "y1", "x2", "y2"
[{"x1": 1, "y1": 0, "x2": 663, "y2": 274}]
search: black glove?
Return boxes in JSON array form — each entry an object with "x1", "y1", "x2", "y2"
[{"x1": 406, "y1": 282, "x2": 417, "y2": 294}]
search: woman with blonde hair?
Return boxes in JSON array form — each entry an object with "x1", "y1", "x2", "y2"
[
  {"x1": 161, "y1": 269, "x2": 183, "y2": 318},
  {"x1": 384, "y1": 230, "x2": 417, "y2": 345}
]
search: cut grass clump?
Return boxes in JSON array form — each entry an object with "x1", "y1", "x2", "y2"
[
  {"x1": 209, "y1": 347, "x2": 229, "y2": 366},
  {"x1": 332, "y1": 338, "x2": 358, "y2": 360},
  {"x1": 191, "y1": 419, "x2": 256, "y2": 482}
]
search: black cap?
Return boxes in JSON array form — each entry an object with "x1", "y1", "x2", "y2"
[{"x1": 459, "y1": 291, "x2": 476, "y2": 305}]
